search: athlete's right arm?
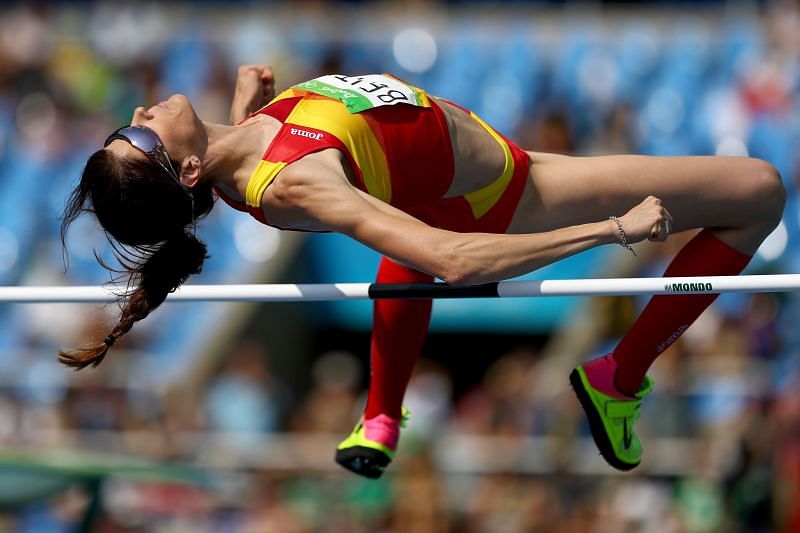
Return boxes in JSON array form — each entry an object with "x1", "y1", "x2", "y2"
[
  {"x1": 265, "y1": 161, "x2": 660, "y2": 285},
  {"x1": 230, "y1": 65, "x2": 275, "y2": 125}
]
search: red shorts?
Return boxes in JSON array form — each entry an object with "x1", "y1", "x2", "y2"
[{"x1": 404, "y1": 99, "x2": 530, "y2": 234}]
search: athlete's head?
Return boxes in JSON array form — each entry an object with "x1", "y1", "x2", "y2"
[{"x1": 60, "y1": 94, "x2": 215, "y2": 370}]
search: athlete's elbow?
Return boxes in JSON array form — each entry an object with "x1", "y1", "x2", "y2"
[
  {"x1": 437, "y1": 253, "x2": 467, "y2": 286},
  {"x1": 440, "y1": 270, "x2": 468, "y2": 286},
  {"x1": 444, "y1": 270, "x2": 494, "y2": 286},
  {"x1": 436, "y1": 243, "x2": 487, "y2": 286},
  {"x1": 438, "y1": 256, "x2": 484, "y2": 286}
]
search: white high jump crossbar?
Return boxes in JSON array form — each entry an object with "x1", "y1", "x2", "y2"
[{"x1": 0, "y1": 274, "x2": 799, "y2": 303}]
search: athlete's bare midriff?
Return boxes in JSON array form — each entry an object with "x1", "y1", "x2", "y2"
[{"x1": 433, "y1": 98, "x2": 510, "y2": 198}]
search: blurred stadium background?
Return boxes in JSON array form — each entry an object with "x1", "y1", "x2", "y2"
[{"x1": 0, "y1": 0, "x2": 799, "y2": 531}]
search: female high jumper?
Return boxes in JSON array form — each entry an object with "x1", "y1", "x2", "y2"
[{"x1": 61, "y1": 65, "x2": 786, "y2": 478}]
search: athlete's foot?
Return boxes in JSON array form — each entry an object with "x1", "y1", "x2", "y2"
[
  {"x1": 335, "y1": 408, "x2": 409, "y2": 479},
  {"x1": 569, "y1": 354, "x2": 654, "y2": 471}
]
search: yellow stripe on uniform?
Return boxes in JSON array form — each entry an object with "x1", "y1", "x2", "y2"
[
  {"x1": 285, "y1": 98, "x2": 392, "y2": 203},
  {"x1": 463, "y1": 112, "x2": 515, "y2": 219},
  {"x1": 246, "y1": 161, "x2": 287, "y2": 208}
]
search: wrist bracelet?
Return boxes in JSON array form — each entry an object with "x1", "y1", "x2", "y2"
[{"x1": 609, "y1": 216, "x2": 637, "y2": 257}]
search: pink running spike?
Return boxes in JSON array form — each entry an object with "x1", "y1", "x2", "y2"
[
  {"x1": 582, "y1": 354, "x2": 635, "y2": 400},
  {"x1": 363, "y1": 414, "x2": 401, "y2": 451}
]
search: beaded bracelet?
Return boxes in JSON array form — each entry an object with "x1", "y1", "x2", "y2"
[{"x1": 609, "y1": 216, "x2": 637, "y2": 257}]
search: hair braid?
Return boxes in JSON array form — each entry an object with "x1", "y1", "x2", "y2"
[{"x1": 59, "y1": 230, "x2": 208, "y2": 370}]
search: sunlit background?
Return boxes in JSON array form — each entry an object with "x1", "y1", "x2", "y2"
[{"x1": 0, "y1": 1, "x2": 799, "y2": 531}]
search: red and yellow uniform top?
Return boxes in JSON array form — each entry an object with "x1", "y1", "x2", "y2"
[{"x1": 215, "y1": 74, "x2": 530, "y2": 234}]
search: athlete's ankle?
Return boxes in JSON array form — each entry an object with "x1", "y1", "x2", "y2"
[
  {"x1": 609, "y1": 353, "x2": 648, "y2": 397},
  {"x1": 612, "y1": 373, "x2": 640, "y2": 398}
]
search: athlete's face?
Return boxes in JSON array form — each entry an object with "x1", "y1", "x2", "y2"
[{"x1": 105, "y1": 94, "x2": 207, "y2": 183}]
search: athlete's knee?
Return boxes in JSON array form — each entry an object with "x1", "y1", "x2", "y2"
[{"x1": 746, "y1": 158, "x2": 786, "y2": 227}]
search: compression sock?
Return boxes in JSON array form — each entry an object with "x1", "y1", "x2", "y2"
[
  {"x1": 364, "y1": 257, "x2": 433, "y2": 420},
  {"x1": 612, "y1": 230, "x2": 752, "y2": 395}
]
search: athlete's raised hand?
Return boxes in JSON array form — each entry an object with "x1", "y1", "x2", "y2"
[
  {"x1": 618, "y1": 196, "x2": 674, "y2": 244},
  {"x1": 230, "y1": 65, "x2": 275, "y2": 125}
]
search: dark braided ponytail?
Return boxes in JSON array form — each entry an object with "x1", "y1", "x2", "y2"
[{"x1": 59, "y1": 149, "x2": 214, "y2": 370}]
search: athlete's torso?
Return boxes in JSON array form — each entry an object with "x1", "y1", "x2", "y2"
[{"x1": 216, "y1": 74, "x2": 529, "y2": 233}]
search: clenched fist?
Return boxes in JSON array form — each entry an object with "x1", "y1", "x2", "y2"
[
  {"x1": 617, "y1": 196, "x2": 674, "y2": 244},
  {"x1": 230, "y1": 65, "x2": 275, "y2": 125}
]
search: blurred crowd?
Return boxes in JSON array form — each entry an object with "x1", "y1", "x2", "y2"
[
  {"x1": 0, "y1": 1, "x2": 800, "y2": 531},
  {"x1": 2, "y1": 298, "x2": 799, "y2": 531}
]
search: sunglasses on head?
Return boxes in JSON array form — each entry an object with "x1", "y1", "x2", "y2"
[{"x1": 104, "y1": 125, "x2": 195, "y2": 222}]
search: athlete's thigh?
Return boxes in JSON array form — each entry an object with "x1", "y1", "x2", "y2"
[{"x1": 509, "y1": 152, "x2": 772, "y2": 233}]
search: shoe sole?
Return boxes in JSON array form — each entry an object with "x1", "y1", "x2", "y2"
[
  {"x1": 569, "y1": 369, "x2": 639, "y2": 472},
  {"x1": 335, "y1": 446, "x2": 390, "y2": 479}
]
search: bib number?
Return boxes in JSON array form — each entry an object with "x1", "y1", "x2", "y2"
[{"x1": 293, "y1": 74, "x2": 427, "y2": 114}]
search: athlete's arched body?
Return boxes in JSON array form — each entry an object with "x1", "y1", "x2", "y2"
[{"x1": 62, "y1": 66, "x2": 786, "y2": 477}]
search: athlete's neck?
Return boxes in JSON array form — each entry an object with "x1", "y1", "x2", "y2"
[{"x1": 200, "y1": 115, "x2": 279, "y2": 199}]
